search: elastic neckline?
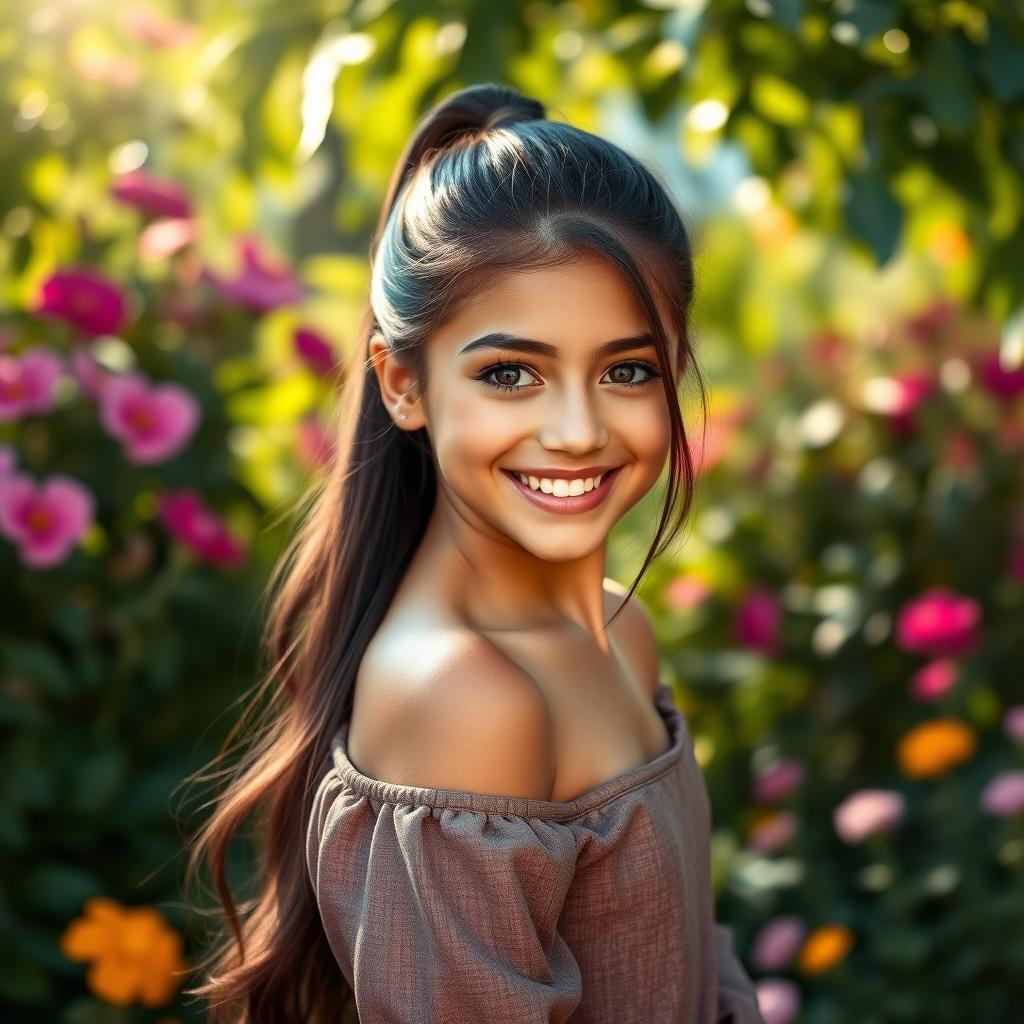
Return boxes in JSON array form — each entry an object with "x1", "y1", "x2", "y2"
[{"x1": 329, "y1": 681, "x2": 686, "y2": 821}]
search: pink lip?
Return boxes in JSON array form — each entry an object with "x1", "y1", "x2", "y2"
[{"x1": 501, "y1": 466, "x2": 623, "y2": 514}]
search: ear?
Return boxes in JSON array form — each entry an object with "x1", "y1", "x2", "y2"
[{"x1": 369, "y1": 332, "x2": 424, "y2": 429}]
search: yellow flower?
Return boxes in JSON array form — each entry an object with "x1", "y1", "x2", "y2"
[
  {"x1": 59, "y1": 897, "x2": 189, "y2": 1007},
  {"x1": 897, "y1": 718, "x2": 977, "y2": 778},
  {"x1": 797, "y1": 924, "x2": 854, "y2": 975}
]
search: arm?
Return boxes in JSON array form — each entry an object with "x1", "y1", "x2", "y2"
[{"x1": 714, "y1": 923, "x2": 766, "y2": 1024}]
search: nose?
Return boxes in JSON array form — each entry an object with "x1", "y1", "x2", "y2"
[{"x1": 537, "y1": 386, "x2": 609, "y2": 455}]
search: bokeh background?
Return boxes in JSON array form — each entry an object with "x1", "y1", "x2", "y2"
[{"x1": 2, "y1": 1, "x2": 1023, "y2": 1022}]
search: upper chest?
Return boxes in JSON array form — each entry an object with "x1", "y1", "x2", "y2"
[{"x1": 353, "y1": 587, "x2": 671, "y2": 804}]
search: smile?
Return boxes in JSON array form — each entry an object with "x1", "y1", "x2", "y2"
[{"x1": 501, "y1": 466, "x2": 624, "y2": 514}]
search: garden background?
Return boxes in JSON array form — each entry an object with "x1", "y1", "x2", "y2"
[{"x1": 2, "y1": 1, "x2": 1023, "y2": 1022}]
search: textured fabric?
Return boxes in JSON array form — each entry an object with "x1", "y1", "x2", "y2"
[{"x1": 306, "y1": 682, "x2": 765, "y2": 1024}]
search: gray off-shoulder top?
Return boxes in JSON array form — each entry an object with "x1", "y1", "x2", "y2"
[{"x1": 305, "y1": 681, "x2": 765, "y2": 1024}]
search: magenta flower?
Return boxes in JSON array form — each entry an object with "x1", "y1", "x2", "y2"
[
  {"x1": 980, "y1": 770, "x2": 1024, "y2": 818},
  {"x1": 755, "y1": 978, "x2": 800, "y2": 1024},
  {"x1": 110, "y1": 169, "x2": 191, "y2": 219},
  {"x1": 0, "y1": 444, "x2": 15, "y2": 483},
  {"x1": 751, "y1": 916, "x2": 807, "y2": 972},
  {"x1": 158, "y1": 489, "x2": 245, "y2": 565},
  {"x1": 1004, "y1": 706, "x2": 1024, "y2": 743},
  {"x1": 976, "y1": 349, "x2": 1024, "y2": 401},
  {"x1": 208, "y1": 236, "x2": 304, "y2": 312},
  {"x1": 733, "y1": 586, "x2": 782, "y2": 656},
  {"x1": 863, "y1": 371, "x2": 935, "y2": 419},
  {"x1": 99, "y1": 372, "x2": 200, "y2": 464},
  {"x1": 664, "y1": 573, "x2": 712, "y2": 611},
  {"x1": 0, "y1": 347, "x2": 64, "y2": 420},
  {"x1": 833, "y1": 788, "x2": 905, "y2": 843},
  {"x1": 753, "y1": 758, "x2": 805, "y2": 803},
  {"x1": 894, "y1": 587, "x2": 981, "y2": 658},
  {"x1": 0, "y1": 470, "x2": 95, "y2": 568},
  {"x1": 34, "y1": 266, "x2": 129, "y2": 337},
  {"x1": 294, "y1": 326, "x2": 338, "y2": 375},
  {"x1": 893, "y1": 371, "x2": 935, "y2": 413},
  {"x1": 910, "y1": 659, "x2": 959, "y2": 702},
  {"x1": 750, "y1": 811, "x2": 798, "y2": 854}
]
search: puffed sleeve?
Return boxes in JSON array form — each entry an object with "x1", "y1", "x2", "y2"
[
  {"x1": 307, "y1": 772, "x2": 583, "y2": 1024},
  {"x1": 714, "y1": 923, "x2": 765, "y2": 1024}
]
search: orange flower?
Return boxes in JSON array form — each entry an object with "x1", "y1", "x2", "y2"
[
  {"x1": 60, "y1": 897, "x2": 189, "y2": 1007},
  {"x1": 797, "y1": 924, "x2": 854, "y2": 975},
  {"x1": 897, "y1": 718, "x2": 977, "y2": 778}
]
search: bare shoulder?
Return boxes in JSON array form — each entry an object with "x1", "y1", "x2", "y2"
[
  {"x1": 350, "y1": 630, "x2": 557, "y2": 800},
  {"x1": 602, "y1": 576, "x2": 661, "y2": 700}
]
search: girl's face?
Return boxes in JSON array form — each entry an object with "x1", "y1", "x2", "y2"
[{"x1": 375, "y1": 254, "x2": 680, "y2": 564}]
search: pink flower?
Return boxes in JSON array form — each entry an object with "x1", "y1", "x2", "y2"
[
  {"x1": 756, "y1": 978, "x2": 801, "y2": 1024},
  {"x1": 0, "y1": 444, "x2": 16, "y2": 483},
  {"x1": 208, "y1": 236, "x2": 304, "y2": 312},
  {"x1": 34, "y1": 267, "x2": 129, "y2": 337},
  {"x1": 99, "y1": 372, "x2": 200, "y2": 464},
  {"x1": 0, "y1": 347, "x2": 64, "y2": 420},
  {"x1": 1004, "y1": 706, "x2": 1024, "y2": 743},
  {"x1": 833, "y1": 788, "x2": 906, "y2": 843},
  {"x1": 110, "y1": 169, "x2": 191, "y2": 219},
  {"x1": 976, "y1": 349, "x2": 1024, "y2": 401},
  {"x1": 664, "y1": 573, "x2": 712, "y2": 611},
  {"x1": 294, "y1": 327, "x2": 338, "y2": 375},
  {"x1": 910, "y1": 659, "x2": 959, "y2": 701},
  {"x1": 734, "y1": 586, "x2": 782, "y2": 656},
  {"x1": 749, "y1": 811, "x2": 798, "y2": 854},
  {"x1": 70, "y1": 349, "x2": 111, "y2": 399},
  {"x1": 158, "y1": 489, "x2": 245, "y2": 565},
  {"x1": 751, "y1": 916, "x2": 807, "y2": 972},
  {"x1": 138, "y1": 217, "x2": 198, "y2": 261},
  {"x1": 980, "y1": 770, "x2": 1024, "y2": 817},
  {"x1": 0, "y1": 470, "x2": 95, "y2": 568},
  {"x1": 863, "y1": 371, "x2": 935, "y2": 419},
  {"x1": 753, "y1": 758, "x2": 805, "y2": 803},
  {"x1": 295, "y1": 415, "x2": 335, "y2": 471},
  {"x1": 120, "y1": 6, "x2": 200, "y2": 48},
  {"x1": 894, "y1": 587, "x2": 981, "y2": 658}
]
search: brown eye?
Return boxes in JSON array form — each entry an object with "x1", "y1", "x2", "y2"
[{"x1": 602, "y1": 361, "x2": 661, "y2": 389}]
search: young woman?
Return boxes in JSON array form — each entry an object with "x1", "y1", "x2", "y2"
[{"x1": 185, "y1": 83, "x2": 765, "y2": 1023}]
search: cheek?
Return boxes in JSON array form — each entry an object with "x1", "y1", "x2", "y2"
[
  {"x1": 625, "y1": 399, "x2": 673, "y2": 471},
  {"x1": 430, "y1": 388, "x2": 521, "y2": 480}
]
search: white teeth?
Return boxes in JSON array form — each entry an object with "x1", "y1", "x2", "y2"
[{"x1": 514, "y1": 472, "x2": 603, "y2": 494}]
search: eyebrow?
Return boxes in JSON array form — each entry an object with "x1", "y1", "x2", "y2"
[{"x1": 458, "y1": 331, "x2": 657, "y2": 360}]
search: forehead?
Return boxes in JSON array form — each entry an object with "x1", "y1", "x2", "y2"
[{"x1": 433, "y1": 255, "x2": 655, "y2": 355}]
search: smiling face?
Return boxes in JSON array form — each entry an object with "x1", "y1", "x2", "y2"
[{"x1": 372, "y1": 253, "x2": 681, "y2": 566}]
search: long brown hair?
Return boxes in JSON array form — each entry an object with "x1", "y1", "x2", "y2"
[{"x1": 179, "y1": 81, "x2": 708, "y2": 1023}]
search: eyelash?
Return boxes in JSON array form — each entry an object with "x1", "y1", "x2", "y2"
[{"x1": 475, "y1": 359, "x2": 663, "y2": 394}]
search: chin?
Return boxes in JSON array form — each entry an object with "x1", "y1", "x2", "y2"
[{"x1": 511, "y1": 530, "x2": 610, "y2": 563}]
